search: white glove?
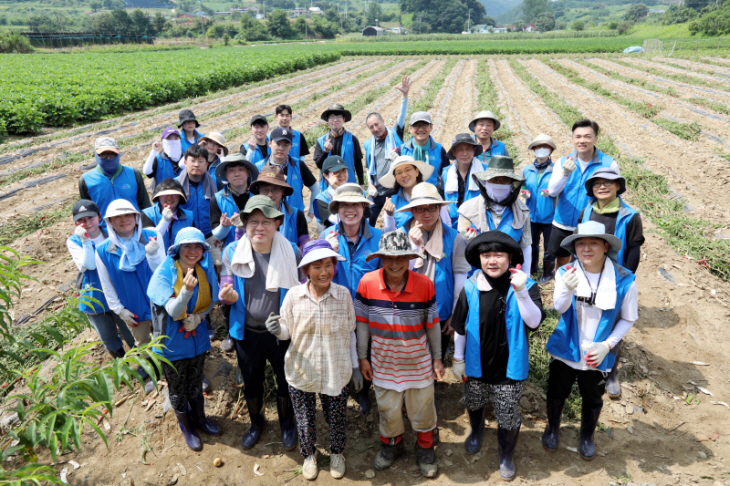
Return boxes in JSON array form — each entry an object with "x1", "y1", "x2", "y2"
[
  {"x1": 460, "y1": 227, "x2": 478, "y2": 242},
  {"x1": 586, "y1": 342, "x2": 611, "y2": 368},
  {"x1": 562, "y1": 265, "x2": 579, "y2": 291},
  {"x1": 325, "y1": 231, "x2": 340, "y2": 252},
  {"x1": 367, "y1": 184, "x2": 378, "y2": 197},
  {"x1": 265, "y1": 312, "x2": 282, "y2": 337},
  {"x1": 145, "y1": 237, "x2": 160, "y2": 256},
  {"x1": 182, "y1": 314, "x2": 202, "y2": 332},
  {"x1": 119, "y1": 309, "x2": 139, "y2": 327},
  {"x1": 509, "y1": 266, "x2": 528, "y2": 292},
  {"x1": 562, "y1": 157, "x2": 577, "y2": 177},
  {"x1": 451, "y1": 359, "x2": 466, "y2": 382},
  {"x1": 162, "y1": 206, "x2": 175, "y2": 222},
  {"x1": 74, "y1": 224, "x2": 91, "y2": 242},
  {"x1": 520, "y1": 189, "x2": 531, "y2": 200},
  {"x1": 350, "y1": 368, "x2": 364, "y2": 392}
]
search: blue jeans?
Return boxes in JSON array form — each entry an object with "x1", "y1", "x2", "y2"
[{"x1": 87, "y1": 311, "x2": 135, "y2": 353}]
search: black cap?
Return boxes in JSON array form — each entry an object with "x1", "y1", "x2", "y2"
[
  {"x1": 322, "y1": 155, "x2": 348, "y2": 174},
  {"x1": 250, "y1": 114, "x2": 268, "y2": 127},
  {"x1": 72, "y1": 199, "x2": 101, "y2": 222},
  {"x1": 270, "y1": 127, "x2": 293, "y2": 143}
]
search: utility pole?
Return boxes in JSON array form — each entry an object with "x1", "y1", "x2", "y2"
[{"x1": 467, "y1": 8, "x2": 471, "y2": 31}]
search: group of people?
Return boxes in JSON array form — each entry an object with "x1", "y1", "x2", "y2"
[{"x1": 67, "y1": 75, "x2": 644, "y2": 482}]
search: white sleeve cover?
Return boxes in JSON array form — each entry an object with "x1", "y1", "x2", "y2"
[
  {"x1": 383, "y1": 213, "x2": 396, "y2": 233},
  {"x1": 164, "y1": 286, "x2": 194, "y2": 320},
  {"x1": 67, "y1": 239, "x2": 96, "y2": 272},
  {"x1": 145, "y1": 232, "x2": 166, "y2": 272},
  {"x1": 350, "y1": 331, "x2": 359, "y2": 368},
  {"x1": 453, "y1": 273, "x2": 467, "y2": 312},
  {"x1": 515, "y1": 287, "x2": 542, "y2": 329},
  {"x1": 547, "y1": 159, "x2": 569, "y2": 197},
  {"x1": 454, "y1": 332, "x2": 466, "y2": 361},
  {"x1": 553, "y1": 270, "x2": 574, "y2": 314},
  {"x1": 212, "y1": 224, "x2": 231, "y2": 241},
  {"x1": 278, "y1": 324, "x2": 291, "y2": 341},
  {"x1": 605, "y1": 281, "x2": 638, "y2": 347},
  {"x1": 520, "y1": 245, "x2": 532, "y2": 277},
  {"x1": 142, "y1": 150, "x2": 157, "y2": 176}
]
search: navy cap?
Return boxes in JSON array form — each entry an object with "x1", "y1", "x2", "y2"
[
  {"x1": 270, "y1": 127, "x2": 293, "y2": 143},
  {"x1": 322, "y1": 156, "x2": 348, "y2": 174}
]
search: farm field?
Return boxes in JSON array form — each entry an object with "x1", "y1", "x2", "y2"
[{"x1": 1, "y1": 52, "x2": 730, "y2": 485}]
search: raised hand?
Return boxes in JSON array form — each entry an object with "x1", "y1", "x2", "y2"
[
  {"x1": 395, "y1": 74, "x2": 412, "y2": 97},
  {"x1": 74, "y1": 223, "x2": 90, "y2": 242},
  {"x1": 562, "y1": 156, "x2": 577, "y2": 177},
  {"x1": 230, "y1": 213, "x2": 243, "y2": 228},
  {"x1": 219, "y1": 283, "x2": 239, "y2": 303},
  {"x1": 460, "y1": 227, "x2": 479, "y2": 242},
  {"x1": 145, "y1": 236, "x2": 159, "y2": 256},
  {"x1": 509, "y1": 263, "x2": 527, "y2": 291},
  {"x1": 409, "y1": 221, "x2": 424, "y2": 248},
  {"x1": 152, "y1": 140, "x2": 162, "y2": 153},
  {"x1": 383, "y1": 197, "x2": 396, "y2": 217},
  {"x1": 562, "y1": 265, "x2": 579, "y2": 291},
  {"x1": 325, "y1": 231, "x2": 340, "y2": 252},
  {"x1": 183, "y1": 267, "x2": 198, "y2": 292},
  {"x1": 541, "y1": 188, "x2": 550, "y2": 197},
  {"x1": 220, "y1": 212, "x2": 233, "y2": 228},
  {"x1": 162, "y1": 204, "x2": 175, "y2": 222},
  {"x1": 324, "y1": 136, "x2": 333, "y2": 153}
]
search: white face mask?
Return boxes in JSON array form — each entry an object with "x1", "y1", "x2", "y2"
[
  {"x1": 485, "y1": 182, "x2": 513, "y2": 203},
  {"x1": 163, "y1": 139, "x2": 182, "y2": 162},
  {"x1": 534, "y1": 148, "x2": 551, "y2": 159}
]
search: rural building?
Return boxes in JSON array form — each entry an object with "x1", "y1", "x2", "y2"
[
  {"x1": 389, "y1": 26, "x2": 407, "y2": 34},
  {"x1": 492, "y1": 27, "x2": 508, "y2": 33},
  {"x1": 308, "y1": 6, "x2": 322, "y2": 14},
  {"x1": 471, "y1": 24, "x2": 490, "y2": 33},
  {"x1": 289, "y1": 8, "x2": 308, "y2": 17},
  {"x1": 362, "y1": 26, "x2": 385, "y2": 36},
  {"x1": 523, "y1": 23, "x2": 537, "y2": 32}
]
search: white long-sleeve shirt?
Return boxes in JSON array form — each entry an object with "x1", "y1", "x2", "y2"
[{"x1": 67, "y1": 233, "x2": 106, "y2": 273}]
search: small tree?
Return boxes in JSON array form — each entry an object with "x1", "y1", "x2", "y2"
[
  {"x1": 89, "y1": 0, "x2": 101, "y2": 12},
  {"x1": 535, "y1": 11, "x2": 555, "y2": 31},
  {"x1": 572, "y1": 19, "x2": 585, "y2": 30},
  {"x1": 624, "y1": 3, "x2": 648, "y2": 22},
  {"x1": 223, "y1": 32, "x2": 230, "y2": 45},
  {"x1": 266, "y1": 8, "x2": 295, "y2": 39},
  {"x1": 617, "y1": 20, "x2": 634, "y2": 34},
  {"x1": 365, "y1": 1, "x2": 381, "y2": 26}
]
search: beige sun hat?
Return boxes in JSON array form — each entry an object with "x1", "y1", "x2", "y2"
[
  {"x1": 396, "y1": 183, "x2": 451, "y2": 212},
  {"x1": 199, "y1": 132, "x2": 229, "y2": 156},
  {"x1": 468, "y1": 110, "x2": 501, "y2": 132},
  {"x1": 328, "y1": 183, "x2": 374, "y2": 212},
  {"x1": 378, "y1": 155, "x2": 435, "y2": 189},
  {"x1": 527, "y1": 133, "x2": 556, "y2": 151}
]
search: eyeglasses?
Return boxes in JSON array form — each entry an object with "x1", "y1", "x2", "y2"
[
  {"x1": 258, "y1": 186, "x2": 284, "y2": 195},
  {"x1": 413, "y1": 205, "x2": 439, "y2": 214},
  {"x1": 592, "y1": 181, "x2": 615, "y2": 188},
  {"x1": 247, "y1": 219, "x2": 274, "y2": 229},
  {"x1": 339, "y1": 202, "x2": 363, "y2": 210},
  {"x1": 411, "y1": 123, "x2": 430, "y2": 130}
]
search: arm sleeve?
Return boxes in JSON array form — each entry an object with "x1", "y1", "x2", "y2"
[
  {"x1": 383, "y1": 213, "x2": 396, "y2": 233},
  {"x1": 299, "y1": 160, "x2": 318, "y2": 188},
  {"x1": 213, "y1": 224, "x2": 231, "y2": 242},
  {"x1": 450, "y1": 288, "x2": 469, "y2": 335},
  {"x1": 67, "y1": 238, "x2": 97, "y2": 272},
  {"x1": 299, "y1": 135, "x2": 311, "y2": 157},
  {"x1": 350, "y1": 331, "x2": 359, "y2": 368},
  {"x1": 396, "y1": 97, "x2": 408, "y2": 130},
  {"x1": 453, "y1": 273, "x2": 467, "y2": 312},
  {"x1": 520, "y1": 245, "x2": 532, "y2": 277},
  {"x1": 209, "y1": 196, "x2": 222, "y2": 232},
  {"x1": 277, "y1": 296, "x2": 292, "y2": 340},
  {"x1": 95, "y1": 254, "x2": 124, "y2": 315},
  {"x1": 314, "y1": 140, "x2": 327, "y2": 168},
  {"x1": 142, "y1": 150, "x2": 157, "y2": 177},
  {"x1": 426, "y1": 323, "x2": 443, "y2": 360},
  {"x1": 79, "y1": 176, "x2": 90, "y2": 200},
  {"x1": 515, "y1": 284, "x2": 544, "y2": 329},
  {"x1": 605, "y1": 281, "x2": 638, "y2": 347},
  {"x1": 352, "y1": 135, "x2": 364, "y2": 185},
  {"x1": 140, "y1": 211, "x2": 155, "y2": 228},
  {"x1": 623, "y1": 214, "x2": 645, "y2": 273},
  {"x1": 316, "y1": 198, "x2": 332, "y2": 224},
  {"x1": 454, "y1": 332, "x2": 466, "y2": 361},
  {"x1": 154, "y1": 216, "x2": 172, "y2": 238},
  {"x1": 547, "y1": 160, "x2": 569, "y2": 197},
  {"x1": 135, "y1": 170, "x2": 152, "y2": 210},
  {"x1": 356, "y1": 321, "x2": 370, "y2": 360},
  {"x1": 439, "y1": 205, "x2": 451, "y2": 227},
  {"x1": 306, "y1": 177, "x2": 320, "y2": 215},
  {"x1": 552, "y1": 270, "x2": 574, "y2": 314},
  {"x1": 164, "y1": 286, "x2": 194, "y2": 320}
]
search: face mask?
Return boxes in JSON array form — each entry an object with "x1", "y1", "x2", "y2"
[
  {"x1": 534, "y1": 148, "x2": 551, "y2": 159},
  {"x1": 485, "y1": 182, "x2": 513, "y2": 203},
  {"x1": 95, "y1": 154, "x2": 120, "y2": 177},
  {"x1": 163, "y1": 139, "x2": 182, "y2": 162}
]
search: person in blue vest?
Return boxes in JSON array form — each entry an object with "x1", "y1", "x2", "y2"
[
  {"x1": 314, "y1": 156, "x2": 371, "y2": 230},
  {"x1": 395, "y1": 182, "x2": 471, "y2": 368},
  {"x1": 577, "y1": 168, "x2": 644, "y2": 400},
  {"x1": 250, "y1": 165, "x2": 310, "y2": 250},
  {"x1": 546, "y1": 119, "x2": 620, "y2": 273},
  {"x1": 468, "y1": 111, "x2": 509, "y2": 163},
  {"x1": 394, "y1": 112, "x2": 450, "y2": 190},
  {"x1": 314, "y1": 103, "x2": 365, "y2": 187},
  {"x1": 219, "y1": 195, "x2": 302, "y2": 451},
  {"x1": 257, "y1": 127, "x2": 320, "y2": 218},
  {"x1": 148, "y1": 228, "x2": 238, "y2": 451},
  {"x1": 451, "y1": 231, "x2": 544, "y2": 481},
  {"x1": 142, "y1": 178, "x2": 194, "y2": 253},
  {"x1": 522, "y1": 133, "x2": 558, "y2": 284},
  {"x1": 142, "y1": 128, "x2": 184, "y2": 187},
  {"x1": 363, "y1": 74, "x2": 412, "y2": 225},
  {"x1": 457, "y1": 156, "x2": 534, "y2": 276},
  {"x1": 66, "y1": 199, "x2": 135, "y2": 359},
  {"x1": 94, "y1": 199, "x2": 166, "y2": 393},
  {"x1": 320, "y1": 183, "x2": 383, "y2": 413},
  {"x1": 543, "y1": 221, "x2": 638, "y2": 461},
  {"x1": 379, "y1": 155, "x2": 451, "y2": 232},
  {"x1": 199, "y1": 131, "x2": 228, "y2": 181},
  {"x1": 275, "y1": 104, "x2": 311, "y2": 164},
  {"x1": 79, "y1": 137, "x2": 152, "y2": 231},
  {"x1": 177, "y1": 144, "x2": 217, "y2": 258},
  {"x1": 241, "y1": 115, "x2": 271, "y2": 166},
  {"x1": 443, "y1": 133, "x2": 485, "y2": 230},
  {"x1": 178, "y1": 109, "x2": 204, "y2": 154}
]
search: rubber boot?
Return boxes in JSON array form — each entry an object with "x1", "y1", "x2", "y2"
[
  {"x1": 465, "y1": 407, "x2": 485, "y2": 454},
  {"x1": 415, "y1": 443, "x2": 438, "y2": 478},
  {"x1": 541, "y1": 398, "x2": 565, "y2": 452},
  {"x1": 539, "y1": 259, "x2": 555, "y2": 284},
  {"x1": 606, "y1": 343, "x2": 622, "y2": 399},
  {"x1": 497, "y1": 426, "x2": 520, "y2": 481},
  {"x1": 374, "y1": 439, "x2": 403, "y2": 470},
  {"x1": 241, "y1": 397, "x2": 266, "y2": 450},
  {"x1": 579, "y1": 404, "x2": 602, "y2": 461},
  {"x1": 107, "y1": 347, "x2": 125, "y2": 359},
  {"x1": 277, "y1": 395, "x2": 298, "y2": 451},
  {"x1": 189, "y1": 395, "x2": 221, "y2": 436},
  {"x1": 221, "y1": 305, "x2": 235, "y2": 352},
  {"x1": 174, "y1": 409, "x2": 202, "y2": 451}
]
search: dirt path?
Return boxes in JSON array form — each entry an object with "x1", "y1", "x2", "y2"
[
  {"x1": 623, "y1": 57, "x2": 729, "y2": 85},
  {"x1": 653, "y1": 57, "x2": 730, "y2": 77},
  {"x1": 432, "y1": 58, "x2": 478, "y2": 146},
  {"x1": 521, "y1": 59, "x2": 730, "y2": 226}
]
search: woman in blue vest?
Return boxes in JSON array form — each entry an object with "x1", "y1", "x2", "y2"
[
  {"x1": 543, "y1": 222, "x2": 638, "y2": 461},
  {"x1": 142, "y1": 178, "x2": 194, "y2": 253},
  {"x1": 199, "y1": 132, "x2": 228, "y2": 181},
  {"x1": 394, "y1": 111, "x2": 450, "y2": 190},
  {"x1": 522, "y1": 133, "x2": 558, "y2": 284},
  {"x1": 142, "y1": 128, "x2": 184, "y2": 187},
  {"x1": 314, "y1": 104, "x2": 364, "y2": 188},
  {"x1": 66, "y1": 199, "x2": 135, "y2": 359},
  {"x1": 178, "y1": 109, "x2": 204, "y2": 154},
  {"x1": 148, "y1": 227, "x2": 239, "y2": 451},
  {"x1": 451, "y1": 231, "x2": 544, "y2": 481},
  {"x1": 468, "y1": 111, "x2": 508, "y2": 163},
  {"x1": 443, "y1": 133, "x2": 485, "y2": 229}
]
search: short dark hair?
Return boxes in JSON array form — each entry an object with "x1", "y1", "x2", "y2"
[
  {"x1": 184, "y1": 144, "x2": 209, "y2": 161},
  {"x1": 476, "y1": 241, "x2": 513, "y2": 256},
  {"x1": 393, "y1": 171, "x2": 423, "y2": 192},
  {"x1": 572, "y1": 119, "x2": 599, "y2": 136},
  {"x1": 276, "y1": 105, "x2": 292, "y2": 116}
]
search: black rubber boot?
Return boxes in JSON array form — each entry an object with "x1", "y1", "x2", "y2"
[
  {"x1": 374, "y1": 440, "x2": 403, "y2": 470},
  {"x1": 464, "y1": 407, "x2": 485, "y2": 454},
  {"x1": 497, "y1": 426, "x2": 520, "y2": 481},
  {"x1": 174, "y1": 409, "x2": 202, "y2": 451},
  {"x1": 542, "y1": 398, "x2": 565, "y2": 452},
  {"x1": 277, "y1": 395, "x2": 298, "y2": 451},
  {"x1": 606, "y1": 343, "x2": 622, "y2": 399},
  {"x1": 107, "y1": 347, "x2": 125, "y2": 359},
  {"x1": 241, "y1": 397, "x2": 266, "y2": 450},
  {"x1": 539, "y1": 259, "x2": 556, "y2": 284},
  {"x1": 189, "y1": 395, "x2": 221, "y2": 436},
  {"x1": 579, "y1": 405, "x2": 602, "y2": 461},
  {"x1": 415, "y1": 443, "x2": 438, "y2": 478}
]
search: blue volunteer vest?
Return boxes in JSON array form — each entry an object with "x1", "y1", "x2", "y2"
[
  {"x1": 214, "y1": 189, "x2": 242, "y2": 248},
  {"x1": 69, "y1": 234, "x2": 110, "y2": 314},
  {"x1": 179, "y1": 130, "x2": 203, "y2": 154},
  {"x1": 363, "y1": 128, "x2": 403, "y2": 185},
  {"x1": 82, "y1": 166, "x2": 140, "y2": 230},
  {"x1": 464, "y1": 274, "x2": 535, "y2": 381},
  {"x1": 523, "y1": 162, "x2": 556, "y2": 225},
  {"x1": 391, "y1": 189, "x2": 414, "y2": 229},
  {"x1": 485, "y1": 207, "x2": 524, "y2": 244},
  {"x1": 242, "y1": 143, "x2": 270, "y2": 166},
  {"x1": 154, "y1": 153, "x2": 180, "y2": 186},
  {"x1": 546, "y1": 263, "x2": 635, "y2": 372},
  {"x1": 320, "y1": 223, "x2": 382, "y2": 299},
  {"x1": 313, "y1": 190, "x2": 332, "y2": 225},
  {"x1": 580, "y1": 197, "x2": 637, "y2": 268},
  {"x1": 317, "y1": 132, "x2": 357, "y2": 190},
  {"x1": 95, "y1": 229, "x2": 157, "y2": 321},
  {"x1": 400, "y1": 137, "x2": 443, "y2": 188},
  {"x1": 256, "y1": 155, "x2": 305, "y2": 213},
  {"x1": 289, "y1": 129, "x2": 303, "y2": 160},
  {"x1": 142, "y1": 204, "x2": 194, "y2": 252},
  {"x1": 554, "y1": 149, "x2": 616, "y2": 228},
  {"x1": 279, "y1": 202, "x2": 300, "y2": 248},
  {"x1": 474, "y1": 137, "x2": 507, "y2": 163},
  {"x1": 179, "y1": 179, "x2": 212, "y2": 237},
  {"x1": 442, "y1": 163, "x2": 484, "y2": 229}
]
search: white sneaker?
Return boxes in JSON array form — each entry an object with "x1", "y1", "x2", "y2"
[
  {"x1": 302, "y1": 454, "x2": 318, "y2": 481},
  {"x1": 330, "y1": 453, "x2": 346, "y2": 479}
]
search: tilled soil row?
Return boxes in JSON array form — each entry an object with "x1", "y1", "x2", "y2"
[
  {"x1": 521, "y1": 59, "x2": 730, "y2": 226},
  {"x1": 653, "y1": 56, "x2": 730, "y2": 78},
  {"x1": 624, "y1": 57, "x2": 730, "y2": 85},
  {"x1": 430, "y1": 59, "x2": 466, "y2": 140},
  {"x1": 702, "y1": 56, "x2": 730, "y2": 66}
]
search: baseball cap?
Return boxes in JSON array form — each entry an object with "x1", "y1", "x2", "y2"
[
  {"x1": 95, "y1": 137, "x2": 119, "y2": 155},
  {"x1": 161, "y1": 128, "x2": 179, "y2": 140},
  {"x1": 72, "y1": 199, "x2": 101, "y2": 222},
  {"x1": 322, "y1": 156, "x2": 348, "y2": 174},
  {"x1": 250, "y1": 114, "x2": 269, "y2": 127},
  {"x1": 270, "y1": 127, "x2": 293, "y2": 143},
  {"x1": 410, "y1": 112, "x2": 432, "y2": 126}
]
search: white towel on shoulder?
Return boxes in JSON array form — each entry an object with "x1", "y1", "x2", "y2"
[
  {"x1": 444, "y1": 158, "x2": 484, "y2": 194},
  {"x1": 230, "y1": 232, "x2": 299, "y2": 292}
]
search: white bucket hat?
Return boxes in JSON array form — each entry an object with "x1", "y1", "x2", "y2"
[
  {"x1": 104, "y1": 199, "x2": 140, "y2": 221},
  {"x1": 378, "y1": 155, "x2": 435, "y2": 189},
  {"x1": 396, "y1": 182, "x2": 450, "y2": 212},
  {"x1": 560, "y1": 221, "x2": 623, "y2": 261},
  {"x1": 328, "y1": 183, "x2": 374, "y2": 212}
]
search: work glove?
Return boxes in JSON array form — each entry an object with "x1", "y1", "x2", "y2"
[
  {"x1": 561, "y1": 157, "x2": 577, "y2": 177},
  {"x1": 367, "y1": 184, "x2": 378, "y2": 197},
  {"x1": 265, "y1": 312, "x2": 282, "y2": 337},
  {"x1": 451, "y1": 359, "x2": 466, "y2": 382},
  {"x1": 350, "y1": 368, "x2": 364, "y2": 393},
  {"x1": 509, "y1": 264, "x2": 528, "y2": 291},
  {"x1": 162, "y1": 205, "x2": 175, "y2": 222},
  {"x1": 325, "y1": 231, "x2": 340, "y2": 252},
  {"x1": 562, "y1": 265, "x2": 579, "y2": 291},
  {"x1": 74, "y1": 224, "x2": 91, "y2": 243},
  {"x1": 585, "y1": 342, "x2": 611, "y2": 368},
  {"x1": 179, "y1": 313, "x2": 202, "y2": 339},
  {"x1": 520, "y1": 189, "x2": 531, "y2": 199},
  {"x1": 460, "y1": 227, "x2": 479, "y2": 242},
  {"x1": 145, "y1": 237, "x2": 160, "y2": 256},
  {"x1": 119, "y1": 309, "x2": 139, "y2": 327}
]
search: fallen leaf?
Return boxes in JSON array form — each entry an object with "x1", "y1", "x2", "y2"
[
  {"x1": 253, "y1": 464, "x2": 264, "y2": 477},
  {"x1": 711, "y1": 401, "x2": 730, "y2": 410},
  {"x1": 691, "y1": 361, "x2": 710, "y2": 366},
  {"x1": 698, "y1": 387, "x2": 715, "y2": 397}
]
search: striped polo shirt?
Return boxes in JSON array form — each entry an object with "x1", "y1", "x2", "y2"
[{"x1": 355, "y1": 269, "x2": 440, "y2": 392}]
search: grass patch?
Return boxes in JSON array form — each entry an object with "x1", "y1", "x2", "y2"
[
  {"x1": 688, "y1": 98, "x2": 730, "y2": 116},
  {"x1": 0, "y1": 201, "x2": 73, "y2": 246},
  {"x1": 509, "y1": 59, "x2": 584, "y2": 124},
  {"x1": 653, "y1": 119, "x2": 701, "y2": 142},
  {"x1": 476, "y1": 59, "x2": 522, "y2": 165}
]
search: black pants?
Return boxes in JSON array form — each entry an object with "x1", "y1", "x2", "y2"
[
  {"x1": 234, "y1": 329, "x2": 290, "y2": 401},
  {"x1": 530, "y1": 221, "x2": 554, "y2": 271},
  {"x1": 546, "y1": 225, "x2": 573, "y2": 260},
  {"x1": 546, "y1": 359, "x2": 607, "y2": 409},
  {"x1": 369, "y1": 194, "x2": 388, "y2": 226},
  {"x1": 162, "y1": 353, "x2": 206, "y2": 413}
]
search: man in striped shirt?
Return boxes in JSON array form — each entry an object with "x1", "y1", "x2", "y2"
[{"x1": 355, "y1": 231, "x2": 444, "y2": 478}]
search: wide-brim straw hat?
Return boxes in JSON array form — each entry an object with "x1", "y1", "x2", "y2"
[
  {"x1": 215, "y1": 153, "x2": 259, "y2": 184},
  {"x1": 560, "y1": 221, "x2": 622, "y2": 260},
  {"x1": 328, "y1": 183, "x2": 374, "y2": 212},
  {"x1": 365, "y1": 231, "x2": 425, "y2": 262},
  {"x1": 465, "y1": 230, "x2": 524, "y2": 269},
  {"x1": 378, "y1": 155, "x2": 435, "y2": 189},
  {"x1": 585, "y1": 168, "x2": 626, "y2": 198},
  {"x1": 527, "y1": 133, "x2": 556, "y2": 151},
  {"x1": 468, "y1": 110, "x2": 501, "y2": 132},
  {"x1": 167, "y1": 227, "x2": 211, "y2": 257},
  {"x1": 447, "y1": 133, "x2": 484, "y2": 160},
  {"x1": 321, "y1": 103, "x2": 352, "y2": 123},
  {"x1": 199, "y1": 132, "x2": 229, "y2": 156},
  {"x1": 474, "y1": 155, "x2": 524, "y2": 184},
  {"x1": 396, "y1": 182, "x2": 450, "y2": 212}
]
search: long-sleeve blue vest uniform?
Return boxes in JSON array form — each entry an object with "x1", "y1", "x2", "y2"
[
  {"x1": 320, "y1": 222, "x2": 382, "y2": 299},
  {"x1": 179, "y1": 177, "x2": 214, "y2": 237},
  {"x1": 553, "y1": 149, "x2": 615, "y2": 228},
  {"x1": 580, "y1": 197, "x2": 637, "y2": 268},
  {"x1": 153, "y1": 153, "x2": 181, "y2": 186},
  {"x1": 474, "y1": 136, "x2": 508, "y2": 164},
  {"x1": 69, "y1": 232, "x2": 110, "y2": 314},
  {"x1": 278, "y1": 201, "x2": 300, "y2": 248},
  {"x1": 523, "y1": 162, "x2": 556, "y2": 225},
  {"x1": 442, "y1": 161, "x2": 485, "y2": 229},
  {"x1": 142, "y1": 204, "x2": 194, "y2": 252},
  {"x1": 363, "y1": 128, "x2": 403, "y2": 186},
  {"x1": 213, "y1": 188, "x2": 241, "y2": 248}
]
